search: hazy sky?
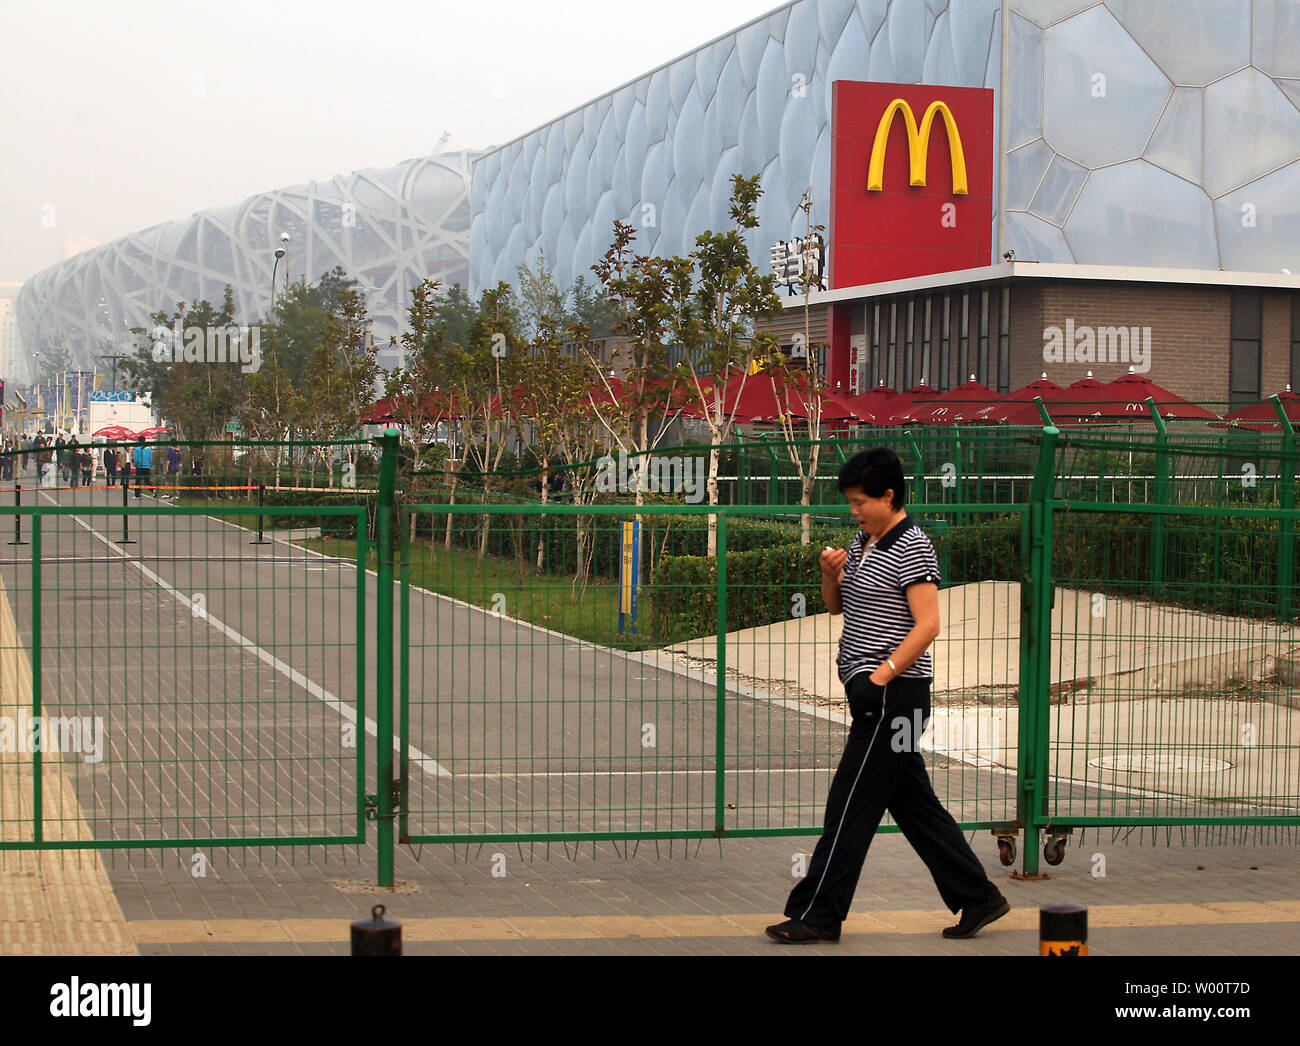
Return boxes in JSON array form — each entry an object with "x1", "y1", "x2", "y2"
[{"x1": 0, "y1": 0, "x2": 786, "y2": 284}]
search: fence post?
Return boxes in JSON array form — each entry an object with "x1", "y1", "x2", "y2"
[
  {"x1": 398, "y1": 499, "x2": 412, "y2": 846},
  {"x1": 1272, "y1": 395, "x2": 1295, "y2": 622},
  {"x1": 375, "y1": 428, "x2": 401, "y2": 887},
  {"x1": 714, "y1": 512, "x2": 728, "y2": 836},
  {"x1": 1019, "y1": 426, "x2": 1060, "y2": 877}
]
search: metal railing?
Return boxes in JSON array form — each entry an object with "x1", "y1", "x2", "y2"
[{"x1": 0, "y1": 426, "x2": 1296, "y2": 885}]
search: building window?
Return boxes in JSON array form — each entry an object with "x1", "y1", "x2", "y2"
[
  {"x1": 869, "y1": 303, "x2": 881, "y2": 390},
  {"x1": 939, "y1": 295, "x2": 951, "y2": 392},
  {"x1": 1229, "y1": 288, "x2": 1262, "y2": 409},
  {"x1": 998, "y1": 287, "x2": 1011, "y2": 393},
  {"x1": 957, "y1": 293, "x2": 970, "y2": 384},
  {"x1": 887, "y1": 300, "x2": 899, "y2": 389},
  {"x1": 976, "y1": 290, "x2": 990, "y2": 386},
  {"x1": 922, "y1": 297, "x2": 934, "y2": 388},
  {"x1": 903, "y1": 299, "x2": 915, "y2": 390}
]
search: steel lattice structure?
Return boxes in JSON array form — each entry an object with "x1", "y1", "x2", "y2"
[{"x1": 16, "y1": 151, "x2": 478, "y2": 379}]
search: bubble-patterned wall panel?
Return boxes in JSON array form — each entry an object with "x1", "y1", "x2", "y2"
[
  {"x1": 17, "y1": 153, "x2": 477, "y2": 373},
  {"x1": 474, "y1": 0, "x2": 1300, "y2": 292},
  {"x1": 469, "y1": 0, "x2": 1004, "y2": 295},
  {"x1": 1004, "y1": 1, "x2": 1300, "y2": 270}
]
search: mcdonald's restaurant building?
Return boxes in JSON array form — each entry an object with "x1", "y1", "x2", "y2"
[
  {"x1": 762, "y1": 79, "x2": 1300, "y2": 410},
  {"x1": 472, "y1": 1, "x2": 1300, "y2": 410}
]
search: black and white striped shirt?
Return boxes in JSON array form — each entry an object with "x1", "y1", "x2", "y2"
[{"x1": 836, "y1": 516, "x2": 941, "y2": 686}]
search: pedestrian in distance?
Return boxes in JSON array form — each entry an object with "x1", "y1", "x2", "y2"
[
  {"x1": 67, "y1": 437, "x2": 80, "y2": 488},
  {"x1": 103, "y1": 446, "x2": 118, "y2": 486},
  {"x1": 165, "y1": 442, "x2": 182, "y2": 498},
  {"x1": 79, "y1": 446, "x2": 92, "y2": 487},
  {"x1": 766, "y1": 447, "x2": 1010, "y2": 945},
  {"x1": 132, "y1": 437, "x2": 152, "y2": 499},
  {"x1": 21, "y1": 435, "x2": 31, "y2": 472}
]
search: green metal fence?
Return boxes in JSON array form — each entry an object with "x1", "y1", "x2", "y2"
[{"x1": 1, "y1": 426, "x2": 1296, "y2": 886}]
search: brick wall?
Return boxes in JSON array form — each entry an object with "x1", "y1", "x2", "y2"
[
  {"x1": 1262, "y1": 290, "x2": 1292, "y2": 396},
  {"x1": 1022, "y1": 281, "x2": 1233, "y2": 404},
  {"x1": 1009, "y1": 283, "x2": 1044, "y2": 391}
]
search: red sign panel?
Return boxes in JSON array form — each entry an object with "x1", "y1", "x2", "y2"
[{"x1": 830, "y1": 81, "x2": 995, "y2": 289}]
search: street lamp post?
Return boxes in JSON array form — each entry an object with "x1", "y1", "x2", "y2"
[{"x1": 269, "y1": 231, "x2": 290, "y2": 312}]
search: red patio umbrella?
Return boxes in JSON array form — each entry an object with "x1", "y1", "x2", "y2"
[
  {"x1": 696, "y1": 370, "x2": 849, "y2": 424},
  {"x1": 1075, "y1": 368, "x2": 1219, "y2": 422},
  {"x1": 835, "y1": 382, "x2": 907, "y2": 425},
  {"x1": 590, "y1": 375, "x2": 694, "y2": 416},
  {"x1": 974, "y1": 374, "x2": 1065, "y2": 425},
  {"x1": 896, "y1": 376, "x2": 1006, "y2": 425},
  {"x1": 1212, "y1": 386, "x2": 1300, "y2": 432},
  {"x1": 92, "y1": 425, "x2": 135, "y2": 440},
  {"x1": 138, "y1": 426, "x2": 170, "y2": 440},
  {"x1": 361, "y1": 397, "x2": 396, "y2": 424}
]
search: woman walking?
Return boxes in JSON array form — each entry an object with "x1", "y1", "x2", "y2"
[{"x1": 766, "y1": 448, "x2": 1009, "y2": 945}]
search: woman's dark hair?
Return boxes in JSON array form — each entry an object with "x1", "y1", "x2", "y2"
[{"x1": 838, "y1": 447, "x2": 905, "y2": 509}]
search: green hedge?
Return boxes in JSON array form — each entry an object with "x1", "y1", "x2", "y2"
[
  {"x1": 410, "y1": 508, "x2": 852, "y2": 583},
  {"x1": 645, "y1": 543, "x2": 830, "y2": 643}
]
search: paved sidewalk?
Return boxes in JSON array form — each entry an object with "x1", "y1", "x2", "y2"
[{"x1": 83, "y1": 831, "x2": 1300, "y2": 956}]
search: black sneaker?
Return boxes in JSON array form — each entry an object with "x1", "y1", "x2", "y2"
[
  {"x1": 942, "y1": 893, "x2": 1011, "y2": 939},
  {"x1": 765, "y1": 918, "x2": 841, "y2": 944}
]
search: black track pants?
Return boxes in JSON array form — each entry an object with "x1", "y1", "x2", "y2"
[{"x1": 783, "y1": 674, "x2": 999, "y2": 931}]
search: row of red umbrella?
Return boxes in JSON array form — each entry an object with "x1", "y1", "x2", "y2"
[
  {"x1": 90, "y1": 425, "x2": 170, "y2": 440},
  {"x1": 363, "y1": 371, "x2": 1300, "y2": 431}
]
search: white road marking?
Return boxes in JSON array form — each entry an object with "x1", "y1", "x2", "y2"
[{"x1": 44, "y1": 494, "x2": 451, "y2": 778}]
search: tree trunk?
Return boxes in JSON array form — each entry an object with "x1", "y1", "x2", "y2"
[
  {"x1": 706, "y1": 443, "x2": 721, "y2": 558},
  {"x1": 536, "y1": 462, "x2": 549, "y2": 571},
  {"x1": 443, "y1": 475, "x2": 458, "y2": 550}
]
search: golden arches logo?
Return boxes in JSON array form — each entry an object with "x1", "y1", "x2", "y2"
[{"x1": 867, "y1": 99, "x2": 969, "y2": 196}]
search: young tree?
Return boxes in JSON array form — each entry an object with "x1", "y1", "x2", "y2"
[
  {"x1": 454, "y1": 283, "x2": 523, "y2": 559},
  {"x1": 516, "y1": 315, "x2": 604, "y2": 578},
  {"x1": 767, "y1": 189, "x2": 829, "y2": 544},
  {"x1": 590, "y1": 220, "x2": 692, "y2": 510},
  {"x1": 675, "y1": 173, "x2": 783, "y2": 555},
  {"x1": 123, "y1": 286, "x2": 246, "y2": 443},
  {"x1": 240, "y1": 331, "x2": 299, "y2": 487},
  {"x1": 318, "y1": 278, "x2": 381, "y2": 476},
  {"x1": 387, "y1": 279, "x2": 456, "y2": 483}
]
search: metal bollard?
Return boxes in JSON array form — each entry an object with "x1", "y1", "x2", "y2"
[
  {"x1": 119, "y1": 473, "x2": 136, "y2": 545},
  {"x1": 250, "y1": 483, "x2": 272, "y2": 545},
  {"x1": 351, "y1": 904, "x2": 401, "y2": 956},
  {"x1": 8, "y1": 482, "x2": 27, "y2": 546},
  {"x1": 1039, "y1": 902, "x2": 1088, "y2": 956}
]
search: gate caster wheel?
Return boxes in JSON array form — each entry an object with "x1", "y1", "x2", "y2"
[
  {"x1": 1043, "y1": 837, "x2": 1066, "y2": 866},
  {"x1": 997, "y1": 837, "x2": 1016, "y2": 866}
]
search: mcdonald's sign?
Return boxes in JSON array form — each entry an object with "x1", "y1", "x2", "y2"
[
  {"x1": 830, "y1": 82, "x2": 994, "y2": 288},
  {"x1": 867, "y1": 99, "x2": 969, "y2": 195}
]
